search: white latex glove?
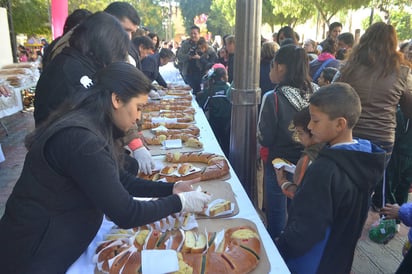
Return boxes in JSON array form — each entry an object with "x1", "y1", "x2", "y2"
[
  {"x1": 157, "y1": 89, "x2": 166, "y2": 96},
  {"x1": 148, "y1": 89, "x2": 160, "y2": 99},
  {"x1": 178, "y1": 191, "x2": 212, "y2": 213},
  {"x1": 132, "y1": 146, "x2": 155, "y2": 175}
]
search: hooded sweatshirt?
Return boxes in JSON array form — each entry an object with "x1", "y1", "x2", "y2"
[
  {"x1": 276, "y1": 139, "x2": 385, "y2": 274},
  {"x1": 34, "y1": 47, "x2": 98, "y2": 126}
]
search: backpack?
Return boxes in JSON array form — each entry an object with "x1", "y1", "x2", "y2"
[{"x1": 203, "y1": 87, "x2": 231, "y2": 121}]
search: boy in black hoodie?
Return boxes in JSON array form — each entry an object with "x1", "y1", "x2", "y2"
[{"x1": 276, "y1": 83, "x2": 386, "y2": 274}]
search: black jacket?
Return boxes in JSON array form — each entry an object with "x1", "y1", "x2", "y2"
[
  {"x1": 258, "y1": 87, "x2": 306, "y2": 164},
  {"x1": 227, "y1": 53, "x2": 234, "y2": 83},
  {"x1": 34, "y1": 47, "x2": 98, "y2": 127},
  {"x1": 0, "y1": 118, "x2": 181, "y2": 273},
  {"x1": 129, "y1": 43, "x2": 142, "y2": 70},
  {"x1": 277, "y1": 142, "x2": 385, "y2": 274},
  {"x1": 141, "y1": 53, "x2": 167, "y2": 88},
  {"x1": 259, "y1": 58, "x2": 275, "y2": 96}
]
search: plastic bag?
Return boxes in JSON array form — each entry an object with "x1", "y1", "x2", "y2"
[{"x1": 368, "y1": 218, "x2": 397, "y2": 244}]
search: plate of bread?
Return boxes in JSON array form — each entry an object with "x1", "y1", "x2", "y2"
[
  {"x1": 193, "y1": 181, "x2": 239, "y2": 219},
  {"x1": 139, "y1": 152, "x2": 231, "y2": 182},
  {"x1": 94, "y1": 218, "x2": 270, "y2": 274}
]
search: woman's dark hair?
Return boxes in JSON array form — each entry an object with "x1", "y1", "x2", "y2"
[
  {"x1": 69, "y1": 12, "x2": 129, "y2": 68},
  {"x1": 148, "y1": 33, "x2": 160, "y2": 49},
  {"x1": 159, "y1": 48, "x2": 175, "y2": 60},
  {"x1": 104, "y1": 1, "x2": 140, "y2": 25},
  {"x1": 280, "y1": 38, "x2": 296, "y2": 47},
  {"x1": 197, "y1": 37, "x2": 208, "y2": 47},
  {"x1": 211, "y1": 68, "x2": 227, "y2": 82},
  {"x1": 190, "y1": 25, "x2": 200, "y2": 32},
  {"x1": 277, "y1": 26, "x2": 297, "y2": 45},
  {"x1": 321, "y1": 37, "x2": 337, "y2": 54},
  {"x1": 321, "y1": 67, "x2": 339, "y2": 82},
  {"x1": 63, "y1": 9, "x2": 92, "y2": 34},
  {"x1": 329, "y1": 22, "x2": 342, "y2": 33},
  {"x1": 337, "y1": 32, "x2": 354, "y2": 48},
  {"x1": 274, "y1": 44, "x2": 313, "y2": 96},
  {"x1": 131, "y1": 36, "x2": 155, "y2": 51},
  {"x1": 26, "y1": 62, "x2": 152, "y2": 153},
  {"x1": 292, "y1": 106, "x2": 311, "y2": 133},
  {"x1": 335, "y1": 48, "x2": 347, "y2": 60}
]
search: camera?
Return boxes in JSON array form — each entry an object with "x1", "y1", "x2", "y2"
[{"x1": 189, "y1": 45, "x2": 198, "y2": 56}]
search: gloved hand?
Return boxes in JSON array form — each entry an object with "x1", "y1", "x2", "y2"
[
  {"x1": 173, "y1": 177, "x2": 201, "y2": 194},
  {"x1": 148, "y1": 89, "x2": 160, "y2": 99},
  {"x1": 132, "y1": 146, "x2": 155, "y2": 175},
  {"x1": 178, "y1": 191, "x2": 211, "y2": 213}
]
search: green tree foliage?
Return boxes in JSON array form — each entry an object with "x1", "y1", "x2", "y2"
[
  {"x1": 311, "y1": 0, "x2": 371, "y2": 25},
  {"x1": 179, "y1": 0, "x2": 211, "y2": 32},
  {"x1": 372, "y1": 0, "x2": 412, "y2": 22},
  {"x1": 262, "y1": 0, "x2": 308, "y2": 32},
  {"x1": 207, "y1": 9, "x2": 233, "y2": 36},
  {"x1": 390, "y1": 9, "x2": 412, "y2": 41},
  {"x1": 68, "y1": 0, "x2": 109, "y2": 13},
  {"x1": 135, "y1": 0, "x2": 164, "y2": 37},
  {"x1": 262, "y1": 0, "x2": 280, "y2": 31},
  {"x1": 269, "y1": 0, "x2": 314, "y2": 27},
  {"x1": 210, "y1": 0, "x2": 235, "y2": 27},
  {"x1": 69, "y1": 0, "x2": 165, "y2": 38},
  {"x1": 269, "y1": 0, "x2": 371, "y2": 30},
  {"x1": 361, "y1": 11, "x2": 382, "y2": 30},
  {"x1": 11, "y1": 0, "x2": 50, "y2": 37}
]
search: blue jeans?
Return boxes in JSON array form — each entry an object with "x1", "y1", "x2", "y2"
[
  {"x1": 264, "y1": 160, "x2": 292, "y2": 241},
  {"x1": 185, "y1": 73, "x2": 202, "y2": 94},
  {"x1": 371, "y1": 141, "x2": 393, "y2": 208}
]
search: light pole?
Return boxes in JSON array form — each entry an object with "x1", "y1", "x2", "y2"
[{"x1": 158, "y1": 0, "x2": 179, "y2": 42}]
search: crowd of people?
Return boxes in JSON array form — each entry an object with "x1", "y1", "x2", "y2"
[
  {"x1": 2, "y1": 2, "x2": 412, "y2": 273},
  {"x1": 172, "y1": 18, "x2": 412, "y2": 273},
  {"x1": 256, "y1": 21, "x2": 412, "y2": 274}
]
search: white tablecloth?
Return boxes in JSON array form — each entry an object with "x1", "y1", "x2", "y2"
[{"x1": 67, "y1": 63, "x2": 290, "y2": 274}]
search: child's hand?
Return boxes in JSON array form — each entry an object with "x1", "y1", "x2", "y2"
[
  {"x1": 274, "y1": 167, "x2": 288, "y2": 187},
  {"x1": 380, "y1": 203, "x2": 400, "y2": 219}
]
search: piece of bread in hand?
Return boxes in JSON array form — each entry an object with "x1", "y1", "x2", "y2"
[
  {"x1": 272, "y1": 157, "x2": 293, "y2": 166},
  {"x1": 272, "y1": 157, "x2": 296, "y2": 173},
  {"x1": 209, "y1": 200, "x2": 231, "y2": 217}
]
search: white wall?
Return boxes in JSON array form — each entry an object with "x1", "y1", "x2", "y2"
[{"x1": 0, "y1": 8, "x2": 13, "y2": 67}]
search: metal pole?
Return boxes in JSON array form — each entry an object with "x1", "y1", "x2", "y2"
[
  {"x1": 229, "y1": 0, "x2": 262, "y2": 203},
  {"x1": 6, "y1": 0, "x2": 17, "y2": 63},
  {"x1": 168, "y1": 0, "x2": 172, "y2": 42}
]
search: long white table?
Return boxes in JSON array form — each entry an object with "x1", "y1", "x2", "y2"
[{"x1": 67, "y1": 63, "x2": 290, "y2": 274}]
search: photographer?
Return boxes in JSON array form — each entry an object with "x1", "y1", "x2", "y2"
[
  {"x1": 196, "y1": 37, "x2": 218, "y2": 75},
  {"x1": 176, "y1": 25, "x2": 202, "y2": 93}
]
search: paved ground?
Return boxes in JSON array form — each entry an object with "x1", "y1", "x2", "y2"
[{"x1": 0, "y1": 110, "x2": 408, "y2": 273}]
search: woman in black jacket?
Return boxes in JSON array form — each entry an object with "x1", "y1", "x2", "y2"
[
  {"x1": 258, "y1": 45, "x2": 317, "y2": 241},
  {"x1": 0, "y1": 62, "x2": 210, "y2": 274},
  {"x1": 34, "y1": 12, "x2": 129, "y2": 127}
]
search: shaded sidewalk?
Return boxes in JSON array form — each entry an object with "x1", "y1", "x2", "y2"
[{"x1": 0, "y1": 110, "x2": 34, "y2": 217}]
